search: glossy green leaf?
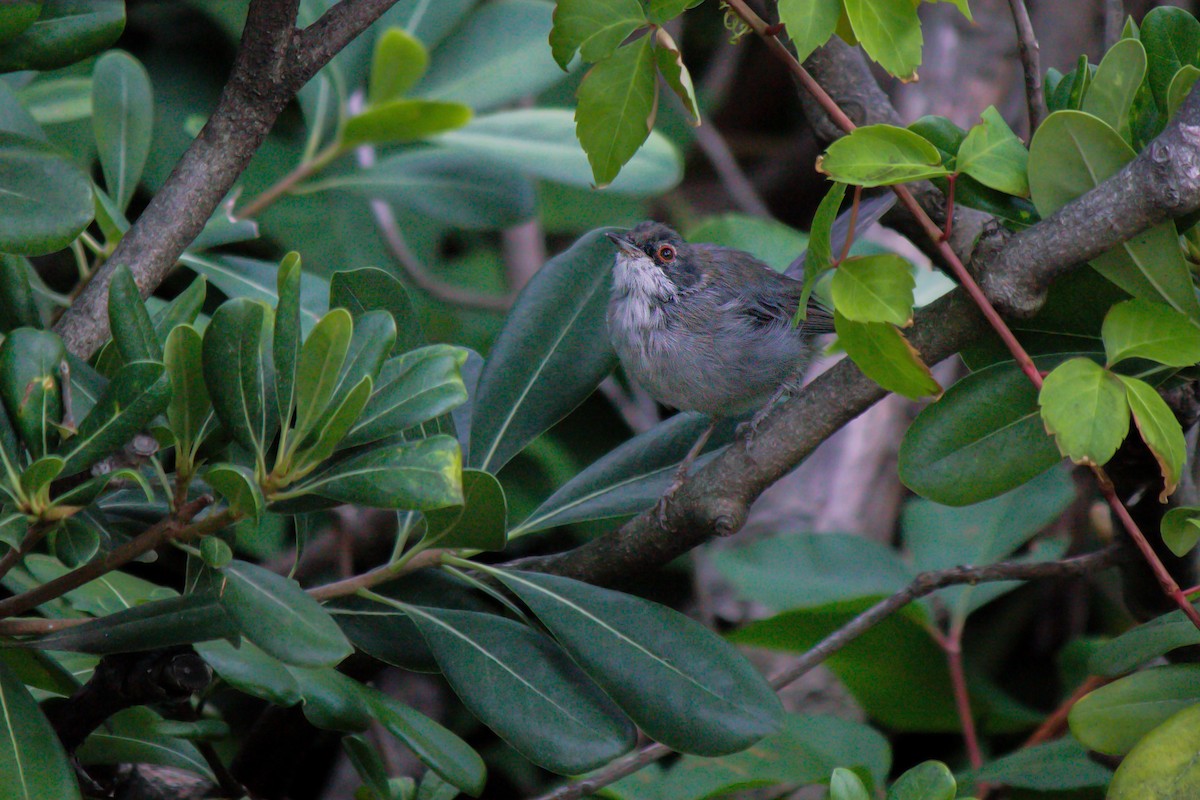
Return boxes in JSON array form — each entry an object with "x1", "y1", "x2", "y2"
[
  {"x1": 48, "y1": 517, "x2": 98, "y2": 567},
  {"x1": 0, "y1": 0, "x2": 124, "y2": 72},
  {"x1": 423, "y1": 469, "x2": 506, "y2": 550},
  {"x1": 205, "y1": 464, "x2": 263, "y2": 521},
  {"x1": 217, "y1": 559, "x2": 352, "y2": 667},
  {"x1": 369, "y1": 27, "x2": 428, "y2": 105},
  {"x1": 0, "y1": 255, "x2": 40, "y2": 333},
  {"x1": 151, "y1": 275, "x2": 206, "y2": 343},
  {"x1": 575, "y1": 36, "x2": 657, "y2": 188},
  {"x1": 76, "y1": 706, "x2": 212, "y2": 781},
  {"x1": 330, "y1": 267, "x2": 421, "y2": 355},
  {"x1": 417, "y1": 0, "x2": 566, "y2": 112},
  {"x1": 344, "y1": 345, "x2": 467, "y2": 448},
  {"x1": 886, "y1": 761, "x2": 955, "y2": 800},
  {"x1": 342, "y1": 98, "x2": 472, "y2": 146},
  {"x1": 181, "y1": 253, "x2": 329, "y2": 334},
  {"x1": 107, "y1": 265, "x2": 160, "y2": 364},
  {"x1": 956, "y1": 106, "x2": 1029, "y2": 196},
  {"x1": 970, "y1": 737, "x2": 1111, "y2": 790},
  {"x1": 1090, "y1": 604, "x2": 1200, "y2": 675},
  {"x1": 1141, "y1": 6, "x2": 1200, "y2": 109},
  {"x1": 405, "y1": 606, "x2": 635, "y2": 774},
  {"x1": 831, "y1": 767, "x2": 871, "y2": 800},
  {"x1": 0, "y1": 327, "x2": 62, "y2": 458},
  {"x1": 0, "y1": 132, "x2": 92, "y2": 255},
  {"x1": 1119, "y1": 375, "x2": 1185, "y2": 500},
  {"x1": 491, "y1": 568, "x2": 783, "y2": 756},
  {"x1": 469, "y1": 229, "x2": 617, "y2": 472},
  {"x1": 1101, "y1": 298, "x2": 1200, "y2": 366},
  {"x1": 843, "y1": 0, "x2": 922, "y2": 80},
  {"x1": 1038, "y1": 357, "x2": 1129, "y2": 466},
  {"x1": 654, "y1": 28, "x2": 699, "y2": 123},
  {"x1": 293, "y1": 308, "x2": 353, "y2": 440},
  {"x1": 307, "y1": 148, "x2": 535, "y2": 229},
  {"x1": 436, "y1": 108, "x2": 682, "y2": 194},
  {"x1": 164, "y1": 325, "x2": 210, "y2": 465},
  {"x1": 819, "y1": 125, "x2": 949, "y2": 187},
  {"x1": 92, "y1": 50, "x2": 152, "y2": 210},
  {"x1": 57, "y1": 360, "x2": 169, "y2": 476},
  {"x1": 778, "y1": 0, "x2": 842, "y2": 64},
  {"x1": 315, "y1": 310, "x2": 395, "y2": 428},
  {"x1": 1070, "y1": 665, "x2": 1200, "y2": 756},
  {"x1": 1167, "y1": 64, "x2": 1200, "y2": 118},
  {"x1": 1107, "y1": 701, "x2": 1200, "y2": 799},
  {"x1": 1082, "y1": 39, "x2": 1147, "y2": 142},
  {"x1": 344, "y1": 735, "x2": 393, "y2": 800},
  {"x1": 289, "y1": 435, "x2": 462, "y2": 511},
  {"x1": 0, "y1": 660, "x2": 81, "y2": 800},
  {"x1": 1029, "y1": 111, "x2": 1200, "y2": 320},
  {"x1": 834, "y1": 312, "x2": 941, "y2": 400},
  {"x1": 363, "y1": 684, "x2": 487, "y2": 796},
  {"x1": 274, "y1": 252, "x2": 302, "y2": 428},
  {"x1": 1162, "y1": 506, "x2": 1200, "y2": 557},
  {"x1": 27, "y1": 593, "x2": 237, "y2": 654},
  {"x1": 549, "y1": 0, "x2": 646, "y2": 69},
  {"x1": 0, "y1": 2, "x2": 40, "y2": 45},
  {"x1": 202, "y1": 298, "x2": 278, "y2": 459},
  {"x1": 292, "y1": 375, "x2": 372, "y2": 469},
  {"x1": 831, "y1": 254, "x2": 915, "y2": 326},
  {"x1": 194, "y1": 637, "x2": 301, "y2": 706},
  {"x1": 797, "y1": 181, "x2": 848, "y2": 318},
  {"x1": 20, "y1": 455, "x2": 62, "y2": 499},
  {"x1": 286, "y1": 666, "x2": 372, "y2": 732}
]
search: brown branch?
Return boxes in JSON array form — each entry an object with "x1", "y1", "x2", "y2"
[
  {"x1": 529, "y1": 546, "x2": 1128, "y2": 800},
  {"x1": 1006, "y1": 0, "x2": 1044, "y2": 136},
  {"x1": 306, "y1": 548, "x2": 445, "y2": 601}
]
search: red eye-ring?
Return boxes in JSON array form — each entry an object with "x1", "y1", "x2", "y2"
[{"x1": 657, "y1": 244, "x2": 675, "y2": 262}]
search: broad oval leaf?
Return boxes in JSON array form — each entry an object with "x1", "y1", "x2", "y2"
[
  {"x1": 342, "y1": 98, "x2": 473, "y2": 147},
  {"x1": 75, "y1": 706, "x2": 213, "y2": 781},
  {"x1": 1161, "y1": 506, "x2": 1200, "y2": 558},
  {"x1": 778, "y1": 0, "x2": 842, "y2": 64},
  {"x1": 575, "y1": 36, "x2": 657, "y2": 188},
  {"x1": 1101, "y1": 298, "x2": 1200, "y2": 366},
  {"x1": 92, "y1": 50, "x2": 153, "y2": 210},
  {"x1": 49, "y1": 516, "x2": 99, "y2": 567},
  {"x1": 818, "y1": 125, "x2": 950, "y2": 187},
  {"x1": 1090, "y1": 604, "x2": 1200, "y2": 676},
  {"x1": 205, "y1": 463, "x2": 264, "y2": 521},
  {"x1": 899, "y1": 361, "x2": 1062, "y2": 505},
  {"x1": 886, "y1": 760, "x2": 955, "y2": 800},
  {"x1": 1038, "y1": 357, "x2": 1129, "y2": 466},
  {"x1": 0, "y1": 255, "x2": 40, "y2": 333},
  {"x1": 343, "y1": 345, "x2": 468, "y2": 449},
  {"x1": 1141, "y1": 6, "x2": 1200, "y2": 109},
  {"x1": 831, "y1": 254, "x2": 916, "y2": 326},
  {"x1": 834, "y1": 312, "x2": 941, "y2": 400},
  {"x1": 0, "y1": 0, "x2": 125, "y2": 72},
  {"x1": 329, "y1": 267, "x2": 421, "y2": 355},
  {"x1": 217, "y1": 559, "x2": 352, "y2": 667},
  {"x1": 405, "y1": 606, "x2": 636, "y2": 774},
  {"x1": 843, "y1": 0, "x2": 922, "y2": 80},
  {"x1": 491, "y1": 568, "x2": 784, "y2": 756},
  {"x1": 549, "y1": 0, "x2": 646, "y2": 69},
  {"x1": 107, "y1": 264, "x2": 161, "y2": 364},
  {"x1": 1107, "y1": 701, "x2": 1200, "y2": 800},
  {"x1": 469, "y1": 229, "x2": 617, "y2": 473},
  {"x1": 164, "y1": 324, "x2": 211, "y2": 464},
  {"x1": 969, "y1": 737, "x2": 1111, "y2": 791},
  {"x1": 0, "y1": 660, "x2": 82, "y2": 800},
  {"x1": 0, "y1": 131, "x2": 92, "y2": 254},
  {"x1": 369, "y1": 27, "x2": 428, "y2": 105},
  {"x1": 0, "y1": 2, "x2": 40, "y2": 46},
  {"x1": 0, "y1": 327, "x2": 63, "y2": 458},
  {"x1": 56, "y1": 360, "x2": 170, "y2": 476},
  {"x1": 202, "y1": 298, "x2": 278, "y2": 459},
  {"x1": 1082, "y1": 38, "x2": 1147, "y2": 143},
  {"x1": 288, "y1": 435, "x2": 462, "y2": 511},
  {"x1": 422, "y1": 469, "x2": 506, "y2": 551},
  {"x1": 286, "y1": 666, "x2": 372, "y2": 732},
  {"x1": 293, "y1": 308, "x2": 354, "y2": 440},
  {"x1": 956, "y1": 106, "x2": 1029, "y2": 196},
  {"x1": 1070, "y1": 664, "x2": 1200, "y2": 756},
  {"x1": 181, "y1": 253, "x2": 329, "y2": 335}
]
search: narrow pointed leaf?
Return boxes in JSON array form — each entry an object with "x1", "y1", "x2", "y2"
[
  {"x1": 91, "y1": 50, "x2": 152, "y2": 210},
  {"x1": 344, "y1": 345, "x2": 468, "y2": 448},
  {"x1": 0, "y1": 327, "x2": 63, "y2": 458},
  {"x1": 26, "y1": 593, "x2": 237, "y2": 654},
  {"x1": 342, "y1": 99, "x2": 472, "y2": 146},
  {"x1": 286, "y1": 666, "x2": 371, "y2": 732},
  {"x1": 181, "y1": 253, "x2": 328, "y2": 334},
  {"x1": 818, "y1": 124, "x2": 949, "y2": 186},
  {"x1": 294, "y1": 308, "x2": 353, "y2": 439},
  {"x1": 151, "y1": 276, "x2": 206, "y2": 344},
  {"x1": 575, "y1": 36, "x2": 657, "y2": 187},
  {"x1": 56, "y1": 360, "x2": 169, "y2": 476},
  {"x1": 274, "y1": 252, "x2": 302, "y2": 426},
  {"x1": 75, "y1": 707, "x2": 213, "y2": 781},
  {"x1": 108, "y1": 264, "x2": 161, "y2": 364},
  {"x1": 293, "y1": 375, "x2": 373, "y2": 468},
  {"x1": 164, "y1": 325, "x2": 209, "y2": 462},
  {"x1": 0, "y1": 0, "x2": 125, "y2": 72},
  {"x1": 654, "y1": 28, "x2": 698, "y2": 123},
  {"x1": 202, "y1": 298, "x2": 278, "y2": 458},
  {"x1": 0, "y1": 660, "x2": 81, "y2": 800},
  {"x1": 0, "y1": 255, "x2": 40, "y2": 333}
]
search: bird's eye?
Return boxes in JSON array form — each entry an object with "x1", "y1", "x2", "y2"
[{"x1": 657, "y1": 244, "x2": 676, "y2": 263}]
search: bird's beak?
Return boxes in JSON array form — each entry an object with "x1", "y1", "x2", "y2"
[{"x1": 605, "y1": 231, "x2": 642, "y2": 258}]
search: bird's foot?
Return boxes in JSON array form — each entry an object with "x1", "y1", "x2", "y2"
[{"x1": 653, "y1": 464, "x2": 689, "y2": 529}]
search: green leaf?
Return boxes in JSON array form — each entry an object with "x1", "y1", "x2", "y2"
[
  {"x1": 164, "y1": 325, "x2": 210, "y2": 466},
  {"x1": 469, "y1": 229, "x2": 617, "y2": 472},
  {"x1": 48, "y1": 517, "x2": 98, "y2": 567},
  {"x1": 289, "y1": 435, "x2": 462, "y2": 511},
  {"x1": 1038, "y1": 357, "x2": 1129, "y2": 466},
  {"x1": 1101, "y1": 298, "x2": 1200, "y2": 366},
  {"x1": 20, "y1": 455, "x2": 62, "y2": 499},
  {"x1": 0, "y1": 0, "x2": 125, "y2": 72},
  {"x1": 1162, "y1": 506, "x2": 1200, "y2": 557},
  {"x1": 422, "y1": 469, "x2": 506, "y2": 550},
  {"x1": 292, "y1": 375, "x2": 373, "y2": 469},
  {"x1": 1141, "y1": 6, "x2": 1200, "y2": 110},
  {"x1": 956, "y1": 106, "x2": 1029, "y2": 196},
  {"x1": 76, "y1": 706, "x2": 213, "y2": 781},
  {"x1": 490, "y1": 568, "x2": 783, "y2": 756},
  {"x1": 654, "y1": 28, "x2": 699, "y2": 124},
  {"x1": 1167, "y1": 64, "x2": 1200, "y2": 118},
  {"x1": 342, "y1": 99, "x2": 473, "y2": 146},
  {"x1": 369, "y1": 27, "x2": 428, "y2": 105},
  {"x1": 0, "y1": 2, "x2": 40, "y2": 45},
  {"x1": 151, "y1": 275, "x2": 206, "y2": 343},
  {"x1": 778, "y1": 0, "x2": 843, "y2": 64},
  {"x1": 344, "y1": 345, "x2": 467, "y2": 448},
  {"x1": 198, "y1": 535, "x2": 232, "y2": 568},
  {"x1": 0, "y1": 255, "x2": 40, "y2": 333},
  {"x1": 293, "y1": 308, "x2": 353, "y2": 441},
  {"x1": 404, "y1": 606, "x2": 635, "y2": 774},
  {"x1": 0, "y1": 132, "x2": 92, "y2": 255},
  {"x1": 107, "y1": 264, "x2": 161, "y2": 364},
  {"x1": 1082, "y1": 39, "x2": 1147, "y2": 143},
  {"x1": 886, "y1": 761, "x2": 955, "y2": 800},
  {"x1": 28, "y1": 593, "x2": 237, "y2": 654},
  {"x1": 969, "y1": 738, "x2": 1111, "y2": 790},
  {"x1": 436, "y1": 108, "x2": 682, "y2": 194},
  {"x1": 181, "y1": 253, "x2": 329, "y2": 334},
  {"x1": 56, "y1": 360, "x2": 169, "y2": 476},
  {"x1": 1070, "y1": 665, "x2": 1200, "y2": 756},
  {"x1": 0, "y1": 327, "x2": 63, "y2": 458},
  {"x1": 797, "y1": 181, "x2": 848, "y2": 318},
  {"x1": 217, "y1": 559, "x2": 352, "y2": 667},
  {"x1": 344, "y1": 735, "x2": 393, "y2": 800},
  {"x1": 91, "y1": 50, "x2": 152, "y2": 210},
  {"x1": 417, "y1": 0, "x2": 566, "y2": 112},
  {"x1": 575, "y1": 35, "x2": 658, "y2": 188},
  {"x1": 205, "y1": 464, "x2": 264, "y2": 521},
  {"x1": 831, "y1": 254, "x2": 915, "y2": 326},
  {"x1": 330, "y1": 267, "x2": 422, "y2": 355},
  {"x1": 202, "y1": 298, "x2": 278, "y2": 459},
  {"x1": 0, "y1": 660, "x2": 81, "y2": 800},
  {"x1": 831, "y1": 767, "x2": 871, "y2": 800},
  {"x1": 834, "y1": 312, "x2": 941, "y2": 400},
  {"x1": 646, "y1": 0, "x2": 703, "y2": 24},
  {"x1": 549, "y1": 0, "x2": 647, "y2": 69},
  {"x1": 363, "y1": 684, "x2": 487, "y2": 797},
  {"x1": 306, "y1": 148, "x2": 535, "y2": 229},
  {"x1": 286, "y1": 666, "x2": 372, "y2": 732},
  {"x1": 1119, "y1": 375, "x2": 1186, "y2": 501},
  {"x1": 194, "y1": 638, "x2": 301, "y2": 707},
  {"x1": 819, "y1": 124, "x2": 950, "y2": 187},
  {"x1": 1107, "y1": 702, "x2": 1200, "y2": 799},
  {"x1": 1029, "y1": 111, "x2": 1200, "y2": 321},
  {"x1": 1090, "y1": 603, "x2": 1200, "y2": 675},
  {"x1": 843, "y1": 0, "x2": 922, "y2": 80},
  {"x1": 274, "y1": 252, "x2": 302, "y2": 429}
]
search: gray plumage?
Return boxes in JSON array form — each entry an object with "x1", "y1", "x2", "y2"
[{"x1": 606, "y1": 222, "x2": 831, "y2": 419}]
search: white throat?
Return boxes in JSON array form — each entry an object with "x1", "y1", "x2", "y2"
[{"x1": 612, "y1": 252, "x2": 676, "y2": 304}]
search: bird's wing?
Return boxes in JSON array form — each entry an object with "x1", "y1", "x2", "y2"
[
  {"x1": 738, "y1": 276, "x2": 835, "y2": 334},
  {"x1": 784, "y1": 193, "x2": 897, "y2": 281}
]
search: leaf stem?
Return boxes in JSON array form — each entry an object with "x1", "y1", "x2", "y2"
[{"x1": 234, "y1": 141, "x2": 345, "y2": 220}]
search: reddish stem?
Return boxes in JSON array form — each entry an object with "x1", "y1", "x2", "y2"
[
  {"x1": 940, "y1": 625, "x2": 984, "y2": 770},
  {"x1": 942, "y1": 173, "x2": 957, "y2": 242},
  {"x1": 1022, "y1": 674, "x2": 1110, "y2": 749},
  {"x1": 835, "y1": 185, "x2": 862, "y2": 266}
]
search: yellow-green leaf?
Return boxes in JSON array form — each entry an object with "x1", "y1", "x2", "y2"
[
  {"x1": 818, "y1": 124, "x2": 950, "y2": 187},
  {"x1": 956, "y1": 106, "x2": 1029, "y2": 197},
  {"x1": 368, "y1": 28, "x2": 428, "y2": 105},
  {"x1": 843, "y1": 0, "x2": 922, "y2": 80},
  {"x1": 342, "y1": 99, "x2": 472, "y2": 146},
  {"x1": 834, "y1": 312, "x2": 941, "y2": 400},
  {"x1": 1038, "y1": 357, "x2": 1129, "y2": 466},
  {"x1": 1119, "y1": 375, "x2": 1185, "y2": 501},
  {"x1": 575, "y1": 36, "x2": 658, "y2": 188},
  {"x1": 831, "y1": 254, "x2": 915, "y2": 326}
]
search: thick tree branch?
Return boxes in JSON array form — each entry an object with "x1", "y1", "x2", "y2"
[{"x1": 54, "y1": 0, "x2": 401, "y2": 358}]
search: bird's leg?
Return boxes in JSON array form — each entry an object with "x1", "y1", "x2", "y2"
[
  {"x1": 654, "y1": 420, "x2": 716, "y2": 528},
  {"x1": 739, "y1": 370, "x2": 804, "y2": 447}
]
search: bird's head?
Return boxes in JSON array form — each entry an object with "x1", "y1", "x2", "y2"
[{"x1": 605, "y1": 222, "x2": 702, "y2": 302}]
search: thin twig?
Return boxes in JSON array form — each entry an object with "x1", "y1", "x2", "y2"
[
  {"x1": 306, "y1": 548, "x2": 445, "y2": 601},
  {"x1": 0, "y1": 521, "x2": 52, "y2": 583},
  {"x1": 527, "y1": 546, "x2": 1128, "y2": 800},
  {"x1": 691, "y1": 114, "x2": 772, "y2": 217},
  {"x1": 1005, "y1": 0, "x2": 1044, "y2": 136}
]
